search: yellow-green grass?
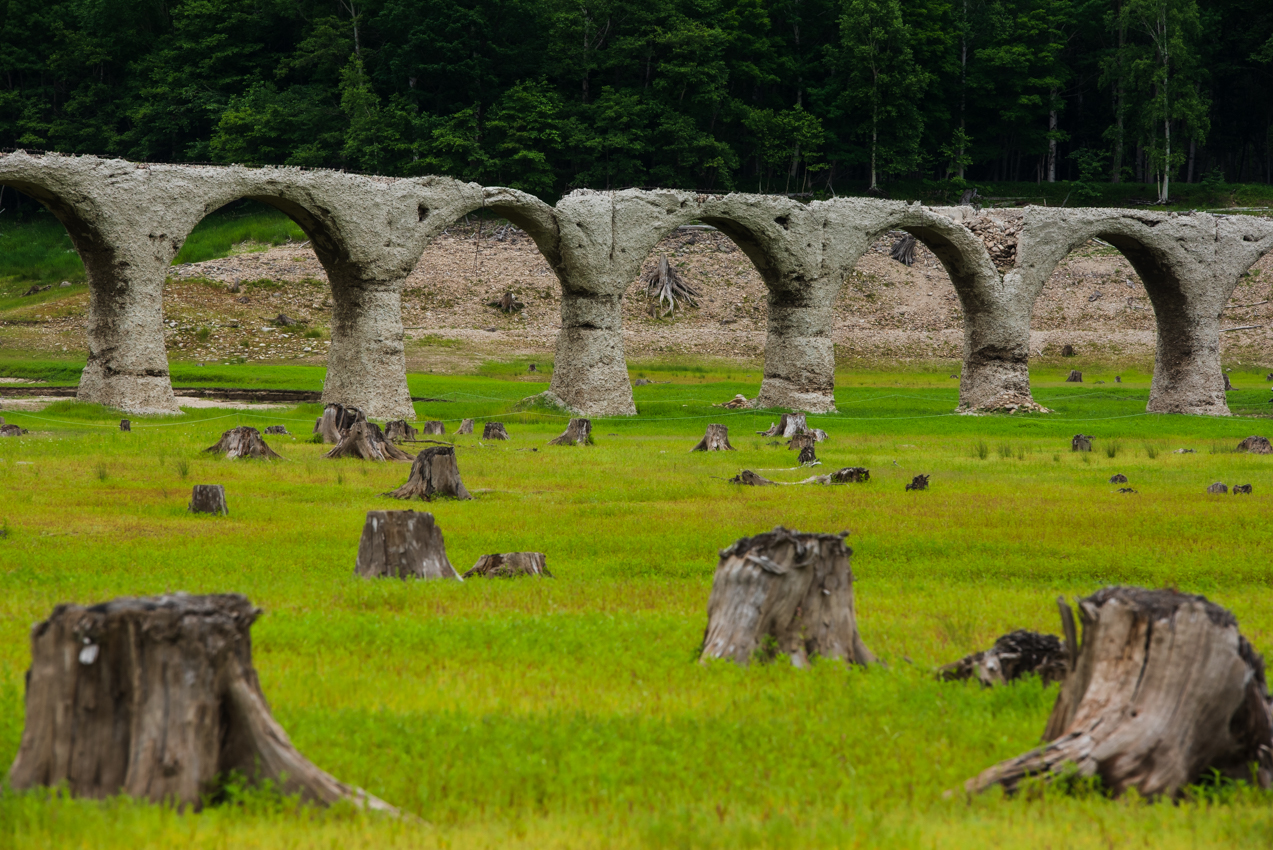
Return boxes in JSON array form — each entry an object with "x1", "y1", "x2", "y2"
[{"x1": 1, "y1": 374, "x2": 1272, "y2": 848}]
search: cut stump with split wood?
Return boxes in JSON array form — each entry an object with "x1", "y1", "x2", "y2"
[
  {"x1": 1071, "y1": 434, "x2": 1093, "y2": 452},
  {"x1": 188, "y1": 484, "x2": 228, "y2": 515},
  {"x1": 5, "y1": 594, "x2": 395, "y2": 812},
  {"x1": 797, "y1": 445, "x2": 817, "y2": 465},
  {"x1": 906, "y1": 474, "x2": 930, "y2": 491},
  {"x1": 968, "y1": 587, "x2": 1273, "y2": 798},
  {"x1": 937, "y1": 630, "x2": 1068, "y2": 687},
  {"x1": 692, "y1": 424, "x2": 735, "y2": 452},
  {"x1": 729, "y1": 470, "x2": 774, "y2": 486},
  {"x1": 700, "y1": 527, "x2": 875, "y2": 668},
  {"x1": 354, "y1": 510, "x2": 459, "y2": 580},
  {"x1": 385, "y1": 447, "x2": 472, "y2": 501},
  {"x1": 421, "y1": 421, "x2": 446, "y2": 436},
  {"x1": 463, "y1": 552, "x2": 552, "y2": 578},
  {"x1": 457, "y1": 419, "x2": 474, "y2": 435},
  {"x1": 549, "y1": 418, "x2": 593, "y2": 446},
  {"x1": 483, "y1": 422, "x2": 510, "y2": 440},
  {"x1": 1236, "y1": 435, "x2": 1272, "y2": 454},
  {"x1": 757, "y1": 413, "x2": 808, "y2": 438},
  {"x1": 385, "y1": 420, "x2": 418, "y2": 443},
  {"x1": 204, "y1": 426, "x2": 283, "y2": 460},
  {"x1": 324, "y1": 420, "x2": 413, "y2": 462},
  {"x1": 315, "y1": 403, "x2": 363, "y2": 444}
]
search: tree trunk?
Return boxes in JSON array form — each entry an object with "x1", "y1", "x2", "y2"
[
  {"x1": 204, "y1": 427, "x2": 283, "y2": 460},
  {"x1": 354, "y1": 510, "x2": 459, "y2": 580},
  {"x1": 1047, "y1": 102, "x2": 1058, "y2": 183},
  {"x1": 6, "y1": 594, "x2": 396, "y2": 812},
  {"x1": 483, "y1": 422, "x2": 510, "y2": 440},
  {"x1": 549, "y1": 418, "x2": 593, "y2": 446},
  {"x1": 188, "y1": 484, "x2": 228, "y2": 515},
  {"x1": 700, "y1": 527, "x2": 875, "y2": 667},
  {"x1": 324, "y1": 420, "x2": 413, "y2": 462},
  {"x1": 316, "y1": 403, "x2": 363, "y2": 444},
  {"x1": 938, "y1": 630, "x2": 1068, "y2": 687},
  {"x1": 421, "y1": 421, "x2": 446, "y2": 436},
  {"x1": 385, "y1": 420, "x2": 418, "y2": 443},
  {"x1": 757, "y1": 413, "x2": 808, "y2": 438},
  {"x1": 457, "y1": 419, "x2": 474, "y2": 435},
  {"x1": 692, "y1": 424, "x2": 735, "y2": 452},
  {"x1": 385, "y1": 447, "x2": 472, "y2": 501},
  {"x1": 1236, "y1": 436, "x2": 1272, "y2": 454},
  {"x1": 968, "y1": 587, "x2": 1273, "y2": 798},
  {"x1": 890, "y1": 233, "x2": 917, "y2": 265},
  {"x1": 119, "y1": 420, "x2": 131, "y2": 432},
  {"x1": 462, "y1": 552, "x2": 552, "y2": 578}
]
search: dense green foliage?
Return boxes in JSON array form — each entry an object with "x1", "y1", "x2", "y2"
[{"x1": 0, "y1": 0, "x2": 1270, "y2": 197}]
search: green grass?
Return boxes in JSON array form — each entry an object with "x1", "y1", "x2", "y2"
[{"x1": 1, "y1": 371, "x2": 1273, "y2": 848}]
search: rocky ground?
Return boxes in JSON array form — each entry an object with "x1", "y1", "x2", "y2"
[{"x1": 3, "y1": 221, "x2": 1272, "y2": 372}]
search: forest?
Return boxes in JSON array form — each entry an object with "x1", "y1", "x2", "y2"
[{"x1": 0, "y1": 0, "x2": 1270, "y2": 199}]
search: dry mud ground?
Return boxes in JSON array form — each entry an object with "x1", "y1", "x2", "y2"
[{"x1": 4, "y1": 223, "x2": 1273, "y2": 372}]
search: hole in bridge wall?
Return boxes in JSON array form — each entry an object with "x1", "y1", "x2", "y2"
[{"x1": 418, "y1": 205, "x2": 430, "y2": 223}]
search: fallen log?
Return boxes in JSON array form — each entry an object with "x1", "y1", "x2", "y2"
[
  {"x1": 937, "y1": 630, "x2": 1068, "y2": 687},
  {"x1": 483, "y1": 422, "x2": 510, "y2": 440},
  {"x1": 188, "y1": 484, "x2": 228, "y2": 515},
  {"x1": 385, "y1": 447, "x2": 472, "y2": 501},
  {"x1": 462, "y1": 552, "x2": 552, "y2": 578},
  {"x1": 729, "y1": 469, "x2": 774, "y2": 485},
  {"x1": 700, "y1": 527, "x2": 875, "y2": 667},
  {"x1": 354, "y1": 510, "x2": 459, "y2": 580},
  {"x1": 324, "y1": 420, "x2": 413, "y2": 462},
  {"x1": 6, "y1": 594, "x2": 396, "y2": 812},
  {"x1": 204, "y1": 426, "x2": 283, "y2": 460},
  {"x1": 967, "y1": 587, "x2": 1273, "y2": 799},
  {"x1": 549, "y1": 418, "x2": 593, "y2": 446},
  {"x1": 692, "y1": 423, "x2": 735, "y2": 452}
]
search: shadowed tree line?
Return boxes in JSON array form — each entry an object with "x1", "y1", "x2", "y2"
[{"x1": 0, "y1": 0, "x2": 1270, "y2": 199}]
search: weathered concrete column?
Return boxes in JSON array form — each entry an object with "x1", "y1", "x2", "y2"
[
  {"x1": 549, "y1": 291, "x2": 636, "y2": 415},
  {"x1": 322, "y1": 280, "x2": 414, "y2": 420},
  {"x1": 756, "y1": 298, "x2": 836, "y2": 412},
  {"x1": 1145, "y1": 307, "x2": 1226, "y2": 414},
  {"x1": 957, "y1": 285, "x2": 1035, "y2": 410}
]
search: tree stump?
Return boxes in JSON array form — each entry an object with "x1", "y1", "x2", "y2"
[
  {"x1": 797, "y1": 445, "x2": 817, "y2": 465},
  {"x1": 483, "y1": 421, "x2": 510, "y2": 440},
  {"x1": 937, "y1": 630, "x2": 1068, "y2": 687},
  {"x1": 315, "y1": 403, "x2": 362, "y2": 444},
  {"x1": 384, "y1": 420, "x2": 418, "y2": 443},
  {"x1": 421, "y1": 421, "x2": 446, "y2": 436},
  {"x1": 549, "y1": 418, "x2": 593, "y2": 446},
  {"x1": 830, "y1": 466, "x2": 869, "y2": 483},
  {"x1": 324, "y1": 420, "x2": 413, "y2": 462},
  {"x1": 1065, "y1": 370, "x2": 1082, "y2": 382},
  {"x1": 204, "y1": 426, "x2": 283, "y2": 460},
  {"x1": 906, "y1": 474, "x2": 929, "y2": 491},
  {"x1": 1071, "y1": 434, "x2": 1092, "y2": 452},
  {"x1": 1115, "y1": 375, "x2": 1121, "y2": 383},
  {"x1": 700, "y1": 527, "x2": 875, "y2": 667},
  {"x1": 890, "y1": 233, "x2": 917, "y2": 266},
  {"x1": 6, "y1": 594, "x2": 395, "y2": 812},
  {"x1": 385, "y1": 447, "x2": 472, "y2": 501},
  {"x1": 1109, "y1": 473, "x2": 1128, "y2": 484},
  {"x1": 1224, "y1": 373, "x2": 1236, "y2": 391},
  {"x1": 457, "y1": 419, "x2": 474, "y2": 435},
  {"x1": 1208, "y1": 482, "x2": 1229, "y2": 494},
  {"x1": 354, "y1": 510, "x2": 459, "y2": 580},
  {"x1": 263, "y1": 425, "x2": 290, "y2": 436},
  {"x1": 757, "y1": 414, "x2": 808, "y2": 438},
  {"x1": 1, "y1": 423, "x2": 27, "y2": 437},
  {"x1": 729, "y1": 469, "x2": 774, "y2": 485},
  {"x1": 119, "y1": 419, "x2": 131, "y2": 432},
  {"x1": 1233, "y1": 483, "x2": 1253, "y2": 494},
  {"x1": 968, "y1": 587, "x2": 1273, "y2": 798},
  {"x1": 188, "y1": 484, "x2": 228, "y2": 515},
  {"x1": 1061, "y1": 344, "x2": 1075, "y2": 357},
  {"x1": 722, "y1": 393, "x2": 750, "y2": 409},
  {"x1": 1236, "y1": 435, "x2": 1272, "y2": 454},
  {"x1": 692, "y1": 424, "x2": 735, "y2": 452},
  {"x1": 787, "y1": 433, "x2": 816, "y2": 451},
  {"x1": 462, "y1": 552, "x2": 552, "y2": 578}
]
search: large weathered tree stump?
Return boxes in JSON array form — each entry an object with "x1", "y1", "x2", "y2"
[
  {"x1": 354, "y1": 510, "x2": 460, "y2": 580},
  {"x1": 937, "y1": 630, "x2": 1068, "y2": 687},
  {"x1": 483, "y1": 422, "x2": 509, "y2": 440},
  {"x1": 757, "y1": 413, "x2": 808, "y2": 438},
  {"x1": 315, "y1": 403, "x2": 362, "y2": 444},
  {"x1": 549, "y1": 418, "x2": 593, "y2": 446},
  {"x1": 6, "y1": 594, "x2": 395, "y2": 812},
  {"x1": 1236, "y1": 435, "x2": 1272, "y2": 454},
  {"x1": 462, "y1": 552, "x2": 552, "y2": 578},
  {"x1": 204, "y1": 426, "x2": 283, "y2": 460},
  {"x1": 701, "y1": 527, "x2": 874, "y2": 667},
  {"x1": 188, "y1": 484, "x2": 228, "y2": 515},
  {"x1": 384, "y1": 420, "x2": 418, "y2": 443},
  {"x1": 385, "y1": 447, "x2": 472, "y2": 501},
  {"x1": 457, "y1": 419, "x2": 474, "y2": 435},
  {"x1": 968, "y1": 587, "x2": 1273, "y2": 798},
  {"x1": 324, "y1": 420, "x2": 413, "y2": 462},
  {"x1": 693, "y1": 424, "x2": 735, "y2": 452},
  {"x1": 421, "y1": 421, "x2": 446, "y2": 436}
]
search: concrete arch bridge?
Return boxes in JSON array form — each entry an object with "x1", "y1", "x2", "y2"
[{"x1": 3, "y1": 151, "x2": 1271, "y2": 419}]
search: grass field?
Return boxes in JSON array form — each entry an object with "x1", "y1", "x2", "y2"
[{"x1": 1, "y1": 364, "x2": 1272, "y2": 848}]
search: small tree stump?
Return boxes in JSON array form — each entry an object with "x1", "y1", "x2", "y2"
[
  {"x1": 1065, "y1": 370, "x2": 1082, "y2": 382},
  {"x1": 729, "y1": 469, "x2": 774, "y2": 485},
  {"x1": 549, "y1": 418, "x2": 593, "y2": 446},
  {"x1": 830, "y1": 466, "x2": 869, "y2": 483},
  {"x1": 700, "y1": 527, "x2": 875, "y2": 667},
  {"x1": 324, "y1": 420, "x2": 413, "y2": 462},
  {"x1": 1109, "y1": 473, "x2": 1128, "y2": 484},
  {"x1": 797, "y1": 445, "x2": 817, "y2": 465},
  {"x1": 722, "y1": 394, "x2": 750, "y2": 409},
  {"x1": 385, "y1": 447, "x2": 472, "y2": 501},
  {"x1": 1233, "y1": 483, "x2": 1253, "y2": 494},
  {"x1": 968, "y1": 587, "x2": 1273, "y2": 799},
  {"x1": 315, "y1": 403, "x2": 362, "y2": 444},
  {"x1": 6, "y1": 594, "x2": 394, "y2": 811},
  {"x1": 1207, "y1": 482, "x2": 1229, "y2": 494},
  {"x1": 119, "y1": 419, "x2": 131, "y2": 432},
  {"x1": 205, "y1": 426, "x2": 283, "y2": 460},
  {"x1": 692, "y1": 424, "x2": 735, "y2": 452},
  {"x1": 355, "y1": 510, "x2": 459, "y2": 580},
  {"x1": 1071, "y1": 434, "x2": 1092, "y2": 452},
  {"x1": 1061, "y1": 344, "x2": 1075, "y2": 357},
  {"x1": 483, "y1": 422, "x2": 510, "y2": 440},
  {"x1": 937, "y1": 630, "x2": 1068, "y2": 687},
  {"x1": 384, "y1": 420, "x2": 418, "y2": 443},
  {"x1": 457, "y1": 419, "x2": 474, "y2": 435},
  {"x1": 905, "y1": 474, "x2": 929, "y2": 491},
  {"x1": 421, "y1": 421, "x2": 446, "y2": 436},
  {"x1": 462, "y1": 552, "x2": 552, "y2": 578},
  {"x1": 1236, "y1": 435, "x2": 1272, "y2": 454},
  {"x1": 263, "y1": 425, "x2": 290, "y2": 436},
  {"x1": 757, "y1": 413, "x2": 808, "y2": 438},
  {"x1": 1, "y1": 423, "x2": 28, "y2": 437},
  {"x1": 1115, "y1": 375, "x2": 1121, "y2": 383},
  {"x1": 188, "y1": 484, "x2": 228, "y2": 515},
  {"x1": 1224, "y1": 373, "x2": 1236, "y2": 391},
  {"x1": 787, "y1": 433, "x2": 816, "y2": 450},
  {"x1": 890, "y1": 233, "x2": 917, "y2": 265}
]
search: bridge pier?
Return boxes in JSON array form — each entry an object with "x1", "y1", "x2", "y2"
[
  {"x1": 755, "y1": 299, "x2": 837, "y2": 412},
  {"x1": 548, "y1": 291, "x2": 636, "y2": 416},
  {"x1": 1146, "y1": 311, "x2": 1227, "y2": 415},
  {"x1": 957, "y1": 295, "x2": 1035, "y2": 411},
  {"x1": 321, "y1": 280, "x2": 415, "y2": 421}
]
